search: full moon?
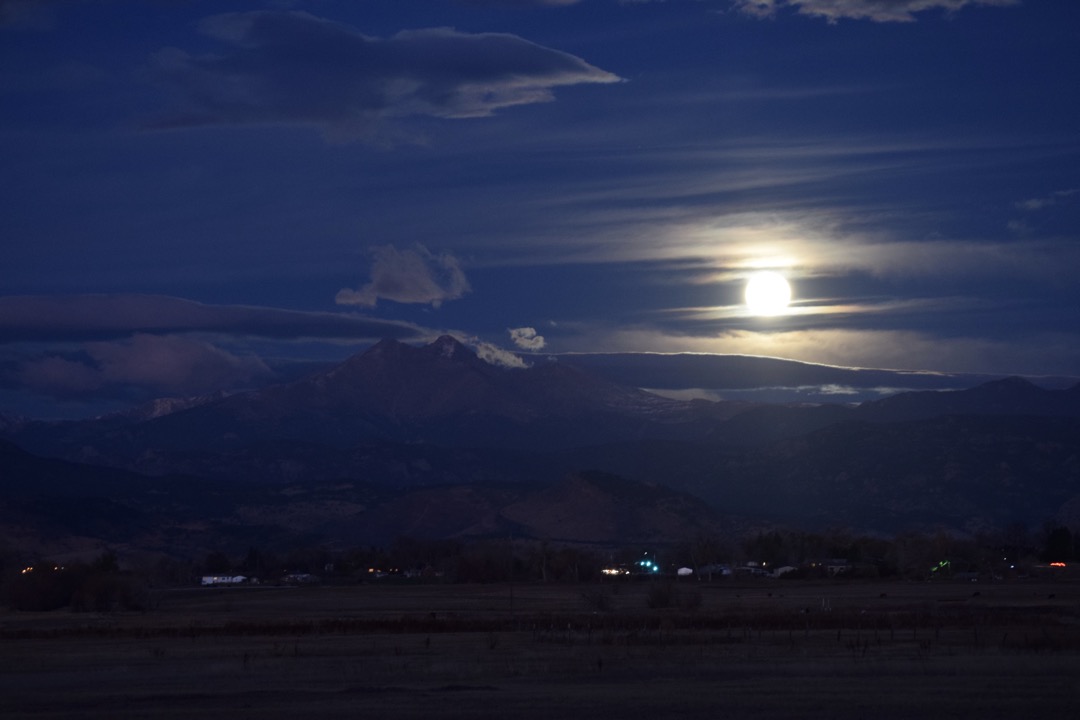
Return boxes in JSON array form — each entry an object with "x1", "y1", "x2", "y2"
[{"x1": 744, "y1": 271, "x2": 792, "y2": 316}]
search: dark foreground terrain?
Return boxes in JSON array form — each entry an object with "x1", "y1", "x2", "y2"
[{"x1": 2, "y1": 579, "x2": 1079, "y2": 719}]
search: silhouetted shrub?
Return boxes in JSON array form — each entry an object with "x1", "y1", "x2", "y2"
[
  {"x1": 3, "y1": 553, "x2": 151, "y2": 612},
  {"x1": 580, "y1": 587, "x2": 612, "y2": 612},
  {"x1": 4, "y1": 564, "x2": 82, "y2": 611},
  {"x1": 647, "y1": 582, "x2": 674, "y2": 609},
  {"x1": 677, "y1": 585, "x2": 703, "y2": 610},
  {"x1": 71, "y1": 572, "x2": 151, "y2": 612},
  {"x1": 646, "y1": 581, "x2": 701, "y2": 610}
]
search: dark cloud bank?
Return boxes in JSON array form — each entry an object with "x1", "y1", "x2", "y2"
[{"x1": 0, "y1": 294, "x2": 425, "y2": 408}]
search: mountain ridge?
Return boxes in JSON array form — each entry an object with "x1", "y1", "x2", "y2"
[{"x1": 2, "y1": 337, "x2": 1080, "y2": 555}]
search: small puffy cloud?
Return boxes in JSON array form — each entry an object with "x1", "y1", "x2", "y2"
[
  {"x1": 0, "y1": 294, "x2": 423, "y2": 343},
  {"x1": 472, "y1": 340, "x2": 529, "y2": 368},
  {"x1": 732, "y1": 0, "x2": 1018, "y2": 23},
  {"x1": 336, "y1": 244, "x2": 471, "y2": 308},
  {"x1": 19, "y1": 334, "x2": 271, "y2": 399},
  {"x1": 509, "y1": 326, "x2": 546, "y2": 350},
  {"x1": 148, "y1": 10, "x2": 620, "y2": 140}
]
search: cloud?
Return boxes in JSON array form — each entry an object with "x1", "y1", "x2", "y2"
[
  {"x1": 0, "y1": 294, "x2": 424, "y2": 343},
  {"x1": 568, "y1": 326, "x2": 1080, "y2": 377},
  {"x1": 471, "y1": 340, "x2": 529, "y2": 368},
  {"x1": 1006, "y1": 219, "x2": 1031, "y2": 235},
  {"x1": 457, "y1": 1, "x2": 581, "y2": 6},
  {"x1": 509, "y1": 326, "x2": 546, "y2": 350},
  {"x1": 732, "y1": 0, "x2": 1018, "y2": 23},
  {"x1": 1016, "y1": 188, "x2": 1079, "y2": 212},
  {"x1": 18, "y1": 355, "x2": 102, "y2": 396},
  {"x1": 645, "y1": 204, "x2": 1080, "y2": 285},
  {"x1": 148, "y1": 10, "x2": 620, "y2": 140},
  {"x1": 0, "y1": 0, "x2": 58, "y2": 29},
  {"x1": 19, "y1": 334, "x2": 271, "y2": 399},
  {"x1": 519, "y1": 201, "x2": 1080, "y2": 288},
  {"x1": 336, "y1": 245, "x2": 471, "y2": 308},
  {"x1": 663, "y1": 295, "x2": 984, "y2": 328}
]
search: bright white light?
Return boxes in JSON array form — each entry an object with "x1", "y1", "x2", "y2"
[{"x1": 744, "y1": 271, "x2": 792, "y2": 316}]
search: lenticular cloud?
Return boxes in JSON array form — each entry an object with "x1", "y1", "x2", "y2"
[{"x1": 149, "y1": 11, "x2": 620, "y2": 140}]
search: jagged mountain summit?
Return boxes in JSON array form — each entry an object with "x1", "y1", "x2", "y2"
[
  {"x1": 303, "y1": 335, "x2": 678, "y2": 421},
  {"x1": 6, "y1": 337, "x2": 694, "y2": 470},
  {"x1": 205, "y1": 335, "x2": 685, "y2": 446}
]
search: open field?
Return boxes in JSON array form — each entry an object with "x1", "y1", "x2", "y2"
[{"x1": 3, "y1": 579, "x2": 1079, "y2": 719}]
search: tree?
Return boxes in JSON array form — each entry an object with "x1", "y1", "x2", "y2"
[
  {"x1": 91, "y1": 550, "x2": 119, "y2": 574},
  {"x1": 1042, "y1": 525, "x2": 1074, "y2": 563},
  {"x1": 202, "y1": 550, "x2": 232, "y2": 575},
  {"x1": 743, "y1": 530, "x2": 789, "y2": 567}
]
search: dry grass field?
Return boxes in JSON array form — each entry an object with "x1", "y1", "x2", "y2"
[{"x1": 2, "y1": 578, "x2": 1079, "y2": 719}]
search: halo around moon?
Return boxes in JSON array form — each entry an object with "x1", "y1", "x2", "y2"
[{"x1": 744, "y1": 271, "x2": 792, "y2": 316}]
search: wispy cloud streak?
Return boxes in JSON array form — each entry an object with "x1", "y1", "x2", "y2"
[
  {"x1": 732, "y1": 0, "x2": 1019, "y2": 23},
  {"x1": 0, "y1": 294, "x2": 423, "y2": 343}
]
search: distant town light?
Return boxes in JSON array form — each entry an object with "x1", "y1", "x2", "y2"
[{"x1": 21, "y1": 565, "x2": 63, "y2": 574}]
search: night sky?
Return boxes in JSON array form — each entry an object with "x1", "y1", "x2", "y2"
[{"x1": 2, "y1": 0, "x2": 1078, "y2": 418}]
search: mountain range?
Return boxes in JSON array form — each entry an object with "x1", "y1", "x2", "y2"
[{"x1": 2, "y1": 336, "x2": 1079, "y2": 561}]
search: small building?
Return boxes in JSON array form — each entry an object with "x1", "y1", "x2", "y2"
[
  {"x1": 201, "y1": 575, "x2": 247, "y2": 586},
  {"x1": 825, "y1": 559, "x2": 851, "y2": 576},
  {"x1": 699, "y1": 563, "x2": 732, "y2": 579},
  {"x1": 281, "y1": 572, "x2": 319, "y2": 585}
]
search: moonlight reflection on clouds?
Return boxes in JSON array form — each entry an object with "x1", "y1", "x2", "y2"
[
  {"x1": 745, "y1": 271, "x2": 792, "y2": 316},
  {"x1": 1, "y1": 0, "x2": 1078, "y2": 418}
]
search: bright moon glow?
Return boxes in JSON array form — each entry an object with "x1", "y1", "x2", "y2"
[{"x1": 744, "y1": 271, "x2": 792, "y2": 316}]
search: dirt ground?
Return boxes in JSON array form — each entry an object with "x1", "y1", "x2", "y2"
[{"x1": 2, "y1": 579, "x2": 1078, "y2": 719}]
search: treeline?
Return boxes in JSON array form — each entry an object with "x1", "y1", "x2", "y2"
[
  {"x1": 2, "y1": 522, "x2": 1077, "y2": 612},
  {"x1": 193, "y1": 521, "x2": 1077, "y2": 584},
  {"x1": 1, "y1": 552, "x2": 151, "y2": 612},
  {"x1": 738, "y1": 521, "x2": 1076, "y2": 579},
  {"x1": 198, "y1": 537, "x2": 592, "y2": 585}
]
